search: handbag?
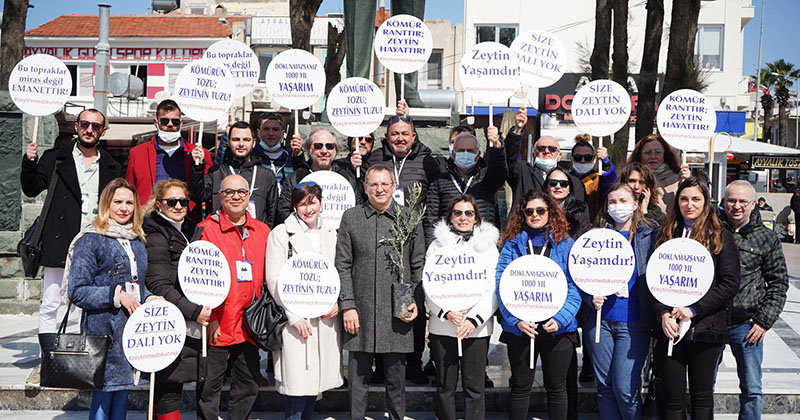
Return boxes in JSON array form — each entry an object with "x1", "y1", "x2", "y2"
[
  {"x1": 38, "y1": 302, "x2": 111, "y2": 389},
  {"x1": 244, "y1": 282, "x2": 287, "y2": 352},
  {"x1": 18, "y1": 163, "x2": 60, "y2": 278},
  {"x1": 641, "y1": 352, "x2": 665, "y2": 420}
]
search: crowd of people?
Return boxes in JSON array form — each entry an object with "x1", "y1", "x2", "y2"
[{"x1": 23, "y1": 99, "x2": 789, "y2": 420}]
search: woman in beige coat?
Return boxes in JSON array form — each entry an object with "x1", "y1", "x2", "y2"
[{"x1": 265, "y1": 182, "x2": 343, "y2": 420}]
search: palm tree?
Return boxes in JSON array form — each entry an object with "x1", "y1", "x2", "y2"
[{"x1": 765, "y1": 59, "x2": 800, "y2": 146}]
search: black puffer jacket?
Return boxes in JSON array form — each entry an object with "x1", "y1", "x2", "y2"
[{"x1": 361, "y1": 139, "x2": 440, "y2": 211}]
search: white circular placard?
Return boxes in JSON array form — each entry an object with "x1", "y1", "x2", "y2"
[
  {"x1": 300, "y1": 171, "x2": 356, "y2": 230},
  {"x1": 374, "y1": 14, "x2": 433, "y2": 74},
  {"x1": 423, "y1": 247, "x2": 487, "y2": 311},
  {"x1": 204, "y1": 39, "x2": 260, "y2": 99},
  {"x1": 266, "y1": 49, "x2": 326, "y2": 110},
  {"x1": 277, "y1": 252, "x2": 340, "y2": 319},
  {"x1": 568, "y1": 229, "x2": 635, "y2": 297},
  {"x1": 173, "y1": 58, "x2": 236, "y2": 122},
  {"x1": 646, "y1": 238, "x2": 714, "y2": 308},
  {"x1": 656, "y1": 89, "x2": 717, "y2": 152},
  {"x1": 510, "y1": 30, "x2": 568, "y2": 88},
  {"x1": 122, "y1": 300, "x2": 187, "y2": 373},
  {"x1": 498, "y1": 254, "x2": 568, "y2": 322},
  {"x1": 326, "y1": 77, "x2": 385, "y2": 138},
  {"x1": 178, "y1": 240, "x2": 231, "y2": 309},
  {"x1": 571, "y1": 79, "x2": 632, "y2": 137},
  {"x1": 9, "y1": 54, "x2": 72, "y2": 116},
  {"x1": 459, "y1": 42, "x2": 521, "y2": 104}
]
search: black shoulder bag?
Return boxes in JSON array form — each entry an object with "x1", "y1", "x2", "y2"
[
  {"x1": 18, "y1": 163, "x2": 60, "y2": 278},
  {"x1": 243, "y1": 235, "x2": 290, "y2": 352}
]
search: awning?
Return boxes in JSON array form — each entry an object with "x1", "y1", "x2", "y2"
[{"x1": 466, "y1": 106, "x2": 538, "y2": 117}]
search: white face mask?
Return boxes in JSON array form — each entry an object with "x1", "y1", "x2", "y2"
[
  {"x1": 534, "y1": 157, "x2": 558, "y2": 171},
  {"x1": 158, "y1": 129, "x2": 181, "y2": 143},
  {"x1": 608, "y1": 204, "x2": 635, "y2": 224},
  {"x1": 572, "y1": 162, "x2": 594, "y2": 174}
]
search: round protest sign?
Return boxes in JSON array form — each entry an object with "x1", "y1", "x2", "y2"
[
  {"x1": 204, "y1": 39, "x2": 260, "y2": 99},
  {"x1": 178, "y1": 240, "x2": 231, "y2": 309},
  {"x1": 277, "y1": 252, "x2": 340, "y2": 319},
  {"x1": 568, "y1": 228, "x2": 635, "y2": 297},
  {"x1": 122, "y1": 300, "x2": 187, "y2": 373},
  {"x1": 374, "y1": 14, "x2": 433, "y2": 74},
  {"x1": 173, "y1": 58, "x2": 236, "y2": 122},
  {"x1": 510, "y1": 30, "x2": 567, "y2": 88},
  {"x1": 656, "y1": 89, "x2": 717, "y2": 151},
  {"x1": 423, "y1": 247, "x2": 487, "y2": 311},
  {"x1": 646, "y1": 238, "x2": 714, "y2": 308},
  {"x1": 9, "y1": 54, "x2": 72, "y2": 116},
  {"x1": 571, "y1": 79, "x2": 632, "y2": 137},
  {"x1": 266, "y1": 49, "x2": 326, "y2": 110},
  {"x1": 459, "y1": 42, "x2": 521, "y2": 104},
  {"x1": 326, "y1": 77, "x2": 385, "y2": 137},
  {"x1": 498, "y1": 254, "x2": 568, "y2": 322},
  {"x1": 300, "y1": 171, "x2": 356, "y2": 230}
]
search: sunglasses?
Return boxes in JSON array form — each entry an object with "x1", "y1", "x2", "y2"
[
  {"x1": 159, "y1": 118, "x2": 181, "y2": 127},
  {"x1": 159, "y1": 198, "x2": 190, "y2": 207},
  {"x1": 536, "y1": 145, "x2": 559, "y2": 154},
  {"x1": 523, "y1": 206, "x2": 548, "y2": 216},
  {"x1": 388, "y1": 115, "x2": 413, "y2": 124},
  {"x1": 312, "y1": 143, "x2": 335, "y2": 150},
  {"x1": 452, "y1": 209, "x2": 475, "y2": 218},
  {"x1": 572, "y1": 153, "x2": 594, "y2": 163},
  {"x1": 547, "y1": 179, "x2": 570, "y2": 188},
  {"x1": 294, "y1": 181, "x2": 318, "y2": 190},
  {"x1": 78, "y1": 120, "x2": 103, "y2": 131}
]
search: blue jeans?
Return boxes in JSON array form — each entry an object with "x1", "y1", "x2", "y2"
[
  {"x1": 89, "y1": 390, "x2": 129, "y2": 420},
  {"x1": 285, "y1": 395, "x2": 316, "y2": 420},
  {"x1": 585, "y1": 319, "x2": 649, "y2": 420},
  {"x1": 725, "y1": 322, "x2": 764, "y2": 420}
]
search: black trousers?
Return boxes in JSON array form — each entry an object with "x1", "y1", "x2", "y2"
[
  {"x1": 408, "y1": 312, "x2": 427, "y2": 371},
  {"x1": 503, "y1": 331, "x2": 577, "y2": 420},
  {"x1": 654, "y1": 338, "x2": 722, "y2": 415},
  {"x1": 154, "y1": 382, "x2": 183, "y2": 414},
  {"x1": 197, "y1": 342, "x2": 261, "y2": 420},
  {"x1": 430, "y1": 334, "x2": 489, "y2": 420},
  {"x1": 349, "y1": 351, "x2": 406, "y2": 420}
]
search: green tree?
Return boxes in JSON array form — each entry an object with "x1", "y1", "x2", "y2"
[{"x1": 765, "y1": 59, "x2": 800, "y2": 146}]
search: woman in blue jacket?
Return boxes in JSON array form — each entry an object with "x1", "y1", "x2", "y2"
[
  {"x1": 584, "y1": 183, "x2": 659, "y2": 420},
  {"x1": 496, "y1": 189, "x2": 581, "y2": 420},
  {"x1": 67, "y1": 178, "x2": 160, "y2": 420}
]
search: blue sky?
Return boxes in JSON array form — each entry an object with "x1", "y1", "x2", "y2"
[{"x1": 16, "y1": 0, "x2": 800, "y2": 77}]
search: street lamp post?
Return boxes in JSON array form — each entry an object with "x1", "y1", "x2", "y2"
[{"x1": 753, "y1": 0, "x2": 765, "y2": 141}]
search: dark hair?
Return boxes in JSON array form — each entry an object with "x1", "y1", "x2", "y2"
[
  {"x1": 445, "y1": 194, "x2": 482, "y2": 225},
  {"x1": 571, "y1": 140, "x2": 595, "y2": 156},
  {"x1": 658, "y1": 177, "x2": 723, "y2": 254},
  {"x1": 628, "y1": 134, "x2": 681, "y2": 173},
  {"x1": 347, "y1": 133, "x2": 375, "y2": 152},
  {"x1": 618, "y1": 161, "x2": 662, "y2": 204},
  {"x1": 227, "y1": 121, "x2": 253, "y2": 140},
  {"x1": 256, "y1": 111, "x2": 285, "y2": 130},
  {"x1": 499, "y1": 189, "x2": 570, "y2": 246},
  {"x1": 77, "y1": 108, "x2": 106, "y2": 128},
  {"x1": 545, "y1": 167, "x2": 574, "y2": 196},
  {"x1": 364, "y1": 163, "x2": 395, "y2": 184},
  {"x1": 156, "y1": 99, "x2": 181, "y2": 117},
  {"x1": 291, "y1": 183, "x2": 323, "y2": 209},
  {"x1": 449, "y1": 124, "x2": 476, "y2": 140},
  {"x1": 599, "y1": 183, "x2": 653, "y2": 238}
]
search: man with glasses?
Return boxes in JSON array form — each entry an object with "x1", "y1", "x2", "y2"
[
  {"x1": 719, "y1": 180, "x2": 788, "y2": 420},
  {"x1": 21, "y1": 108, "x2": 123, "y2": 336},
  {"x1": 568, "y1": 136, "x2": 616, "y2": 221},
  {"x1": 336, "y1": 164, "x2": 424, "y2": 420},
  {"x1": 126, "y1": 99, "x2": 212, "y2": 220},
  {"x1": 189, "y1": 121, "x2": 279, "y2": 228},
  {"x1": 195, "y1": 174, "x2": 271, "y2": 420}
]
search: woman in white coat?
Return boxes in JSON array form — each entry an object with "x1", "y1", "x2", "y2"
[
  {"x1": 426, "y1": 194, "x2": 499, "y2": 420},
  {"x1": 265, "y1": 182, "x2": 343, "y2": 420}
]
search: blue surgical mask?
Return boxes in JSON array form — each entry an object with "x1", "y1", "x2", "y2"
[
  {"x1": 260, "y1": 139, "x2": 282, "y2": 152},
  {"x1": 454, "y1": 151, "x2": 478, "y2": 170},
  {"x1": 535, "y1": 157, "x2": 558, "y2": 171}
]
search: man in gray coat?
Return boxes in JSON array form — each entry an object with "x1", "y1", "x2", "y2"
[{"x1": 336, "y1": 163, "x2": 424, "y2": 420}]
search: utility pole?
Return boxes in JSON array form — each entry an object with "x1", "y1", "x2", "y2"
[
  {"x1": 753, "y1": 0, "x2": 765, "y2": 141},
  {"x1": 94, "y1": 3, "x2": 111, "y2": 115}
]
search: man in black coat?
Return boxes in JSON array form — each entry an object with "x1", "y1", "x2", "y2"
[
  {"x1": 20, "y1": 108, "x2": 123, "y2": 334},
  {"x1": 792, "y1": 186, "x2": 800, "y2": 244}
]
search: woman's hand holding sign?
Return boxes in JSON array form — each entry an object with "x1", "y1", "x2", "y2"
[
  {"x1": 446, "y1": 310, "x2": 465, "y2": 326},
  {"x1": 196, "y1": 305, "x2": 211, "y2": 326},
  {"x1": 293, "y1": 319, "x2": 313, "y2": 340},
  {"x1": 516, "y1": 320, "x2": 538, "y2": 338},
  {"x1": 542, "y1": 319, "x2": 560, "y2": 333},
  {"x1": 592, "y1": 295, "x2": 606, "y2": 310},
  {"x1": 456, "y1": 319, "x2": 476, "y2": 339},
  {"x1": 671, "y1": 306, "x2": 694, "y2": 321},
  {"x1": 661, "y1": 311, "x2": 679, "y2": 339}
]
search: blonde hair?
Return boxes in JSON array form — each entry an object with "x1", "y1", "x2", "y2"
[
  {"x1": 144, "y1": 179, "x2": 190, "y2": 214},
  {"x1": 92, "y1": 178, "x2": 146, "y2": 241}
]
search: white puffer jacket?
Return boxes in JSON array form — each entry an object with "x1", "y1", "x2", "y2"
[{"x1": 424, "y1": 220, "x2": 500, "y2": 338}]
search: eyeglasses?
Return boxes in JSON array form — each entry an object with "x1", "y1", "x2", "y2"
[
  {"x1": 536, "y1": 145, "x2": 559, "y2": 154},
  {"x1": 312, "y1": 143, "x2": 335, "y2": 150},
  {"x1": 294, "y1": 181, "x2": 317, "y2": 190},
  {"x1": 642, "y1": 149, "x2": 664, "y2": 156},
  {"x1": 219, "y1": 189, "x2": 249, "y2": 198},
  {"x1": 367, "y1": 182, "x2": 394, "y2": 190},
  {"x1": 159, "y1": 198, "x2": 190, "y2": 207},
  {"x1": 725, "y1": 198, "x2": 754, "y2": 208},
  {"x1": 523, "y1": 207, "x2": 548, "y2": 216},
  {"x1": 159, "y1": 118, "x2": 181, "y2": 127},
  {"x1": 452, "y1": 209, "x2": 475, "y2": 218},
  {"x1": 572, "y1": 153, "x2": 594, "y2": 163},
  {"x1": 78, "y1": 120, "x2": 103, "y2": 131},
  {"x1": 547, "y1": 179, "x2": 570, "y2": 188}
]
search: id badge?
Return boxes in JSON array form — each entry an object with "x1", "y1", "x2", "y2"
[
  {"x1": 236, "y1": 260, "x2": 253, "y2": 282},
  {"x1": 125, "y1": 282, "x2": 141, "y2": 303},
  {"x1": 392, "y1": 188, "x2": 405, "y2": 206},
  {"x1": 81, "y1": 193, "x2": 89, "y2": 214},
  {"x1": 246, "y1": 200, "x2": 257, "y2": 219}
]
